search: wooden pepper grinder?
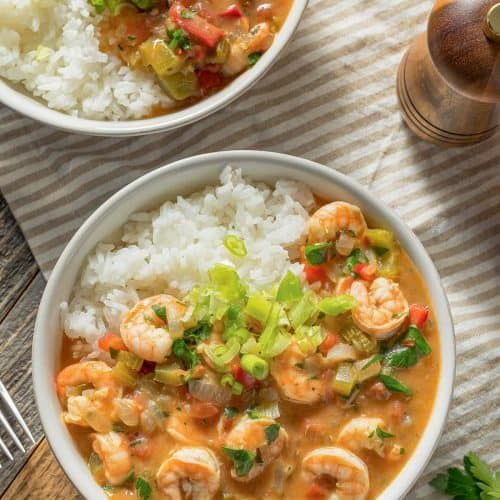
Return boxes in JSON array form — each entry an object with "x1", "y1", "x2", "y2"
[{"x1": 397, "y1": 0, "x2": 500, "y2": 146}]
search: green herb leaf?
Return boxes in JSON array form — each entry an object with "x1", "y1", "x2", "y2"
[
  {"x1": 248, "y1": 52, "x2": 262, "y2": 66},
  {"x1": 184, "y1": 321, "x2": 211, "y2": 345},
  {"x1": 378, "y1": 374, "x2": 412, "y2": 395},
  {"x1": 375, "y1": 426, "x2": 395, "y2": 440},
  {"x1": 362, "y1": 354, "x2": 384, "y2": 370},
  {"x1": 384, "y1": 326, "x2": 431, "y2": 369},
  {"x1": 264, "y1": 423, "x2": 281, "y2": 444},
  {"x1": 151, "y1": 304, "x2": 167, "y2": 323},
  {"x1": 167, "y1": 28, "x2": 191, "y2": 51},
  {"x1": 344, "y1": 248, "x2": 364, "y2": 276},
  {"x1": 172, "y1": 338, "x2": 199, "y2": 369},
  {"x1": 407, "y1": 325, "x2": 432, "y2": 356},
  {"x1": 430, "y1": 473, "x2": 449, "y2": 492},
  {"x1": 181, "y1": 9, "x2": 195, "y2": 18},
  {"x1": 135, "y1": 476, "x2": 152, "y2": 500},
  {"x1": 224, "y1": 406, "x2": 239, "y2": 419},
  {"x1": 304, "y1": 242, "x2": 334, "y2": 265},
  {"x1": 222, "y1": 447, "x2": 256, "y2": 476}
]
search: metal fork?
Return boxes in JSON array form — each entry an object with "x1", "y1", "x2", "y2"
[{"x1": 0, "y1": 380, "x2": 35, "y2": 467}]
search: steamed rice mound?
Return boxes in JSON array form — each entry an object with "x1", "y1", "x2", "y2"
[
  {"x1": 0, "y1": 0, "x2": 170, "y2": 119},
  {"x1": 62, "y1": 167, "x2": 315, "y2": 346}
]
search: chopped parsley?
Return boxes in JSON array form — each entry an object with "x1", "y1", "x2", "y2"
[
  {"x1": 183, "y1": 321, "x2": 211, "y2": 345},
  {"x1": 172, "y1": 338, "x2": 199, "y2": 369},
  {"x1": 378, "y1": 374, "x2": 412, "y2": 395},
  {"x1": 248, "y1": 52, "x2": 262, "y2": 66},
  {"x1": 222, "y1": 447, "x2": 256, "y2": 476},
  {"x1": 375, "y1": 426, "x2": 395, "y2": 440},
  {"x1": 384, "y1": 326, "x2": 432, "y2": 369},
  {"x1": 167, "y1": 29, "x2": 191, "y2": 51},
  {"x1": 304, "y1": 242, "x2": 334, "y2": 265},
  {"x1": 181, "y1": 9, "x2": 195, "y2": 18},
  {"x1": 224, "y1": 406, "x2": 239, "y2": 419},
  {"x1": 264, "y1": 423, "x2": 281, "y2": 444},
  {"x1": 135, "y1": 476, "x2": 152, "y2": 500},
  {"x1": 151, "y1": 304, "x2": 167, "y2": 323},
  {"x1": 343, "y1": 248, "x2": 364, "y2": 276}
]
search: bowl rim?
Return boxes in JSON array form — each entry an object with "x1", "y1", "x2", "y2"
[
  {"x1": 0, "y1": 0, "x2": 307, "y2": 137},
  {"x1": 33, "y1": 150, "x2": 455, "y2": 499}
]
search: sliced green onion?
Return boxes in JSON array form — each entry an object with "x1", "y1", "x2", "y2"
[
  {"x1": 208, "y1": 264, "x2": 247, "y2": 302},
  {"x1": 240, "y1": 354, "x2": 269, "y2": 380},
  {"x1": 231, "y1": 381, "x2": 243, "y2": 395},
  {"x1": 295, "y1": 325, "x2": 326, "y2": 355},
  {"x1": 378, "y1": 374, "x2": 412, "y2": 395},
  {"x1": 154, "y1": 364, "x2": 186, "y2": 386},
  {"x1": 221, "y1": 373, "x2": 235, "y2": 387},
  {"x1": 224, "y1": 234, "x2": 247, "y2": 257},
  {"x1": 246, "y1": 401, "x2": 280, "y2": 419},
  {"x1": 317, "y1": 295, "x2": 357, "y2": 316},
  {"x1": 241, "y1": 337, "x2": 260, "y2": 355},
  {"x1": 204, "y1": 338, "x2": 240, "y2": 371},
  {"x1": 289, "y1": 292, "x2": 317, "y2": 330},
  {"x1": 331, "y1": 362, "x2": 358, "y2": 396},
  {"x1": 305, "y1": 242, "x2": 334, "y2": 265},
  {"x1": 244, "y1": 294, "x2": 272, "y2": 324},
  {"x1": 117, "y1": 350, "x2": 143, "y2": 372},
  {"x1": 276, "y1": 270, "x2": 303, "y2": 303},
  {"x1": 223, "y1": 324, "x2": 251, "y2": 345},
  {"x1": 257, "y1": 303, "x2": 291, "y2": 358}
]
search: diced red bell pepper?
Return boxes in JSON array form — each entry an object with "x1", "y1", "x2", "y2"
[
  {"x1": 169, "y1": 3, "x2": 224, "y2": 48},
  {"x1": 220, "y1": 4, "x2": 243, "y2": 18},
  {"x1": 303, "y1": 263, "x2": 328, "y2": 284},
  {"x1": 353, "y1": 263, "x2": 377, "y2": 281},
  {"x1": 197, "y1": 69, "x2": 223, "y2": 91},
  {"x1": 409, "y1": 304, "x2": 429, "y2": 330},
  {"x1": 319, "y1": 331, "x2": 339, "y2": 355},
  {"x1": 97, "y1": 332, "x2": 127, "y2": 352},
  {"x1": 231, "y1": 363, "x2": 260, "y2": 390}
]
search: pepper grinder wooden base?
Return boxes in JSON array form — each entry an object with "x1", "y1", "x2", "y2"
[{"x1": 397, "y1": 1, "x2": 500, "y2": 147}]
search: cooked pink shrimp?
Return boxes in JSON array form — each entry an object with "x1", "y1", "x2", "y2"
[
  {"x1": 337, "y1": 417, "x2": 403, "y2": 461},
  {"x1": 270, "y1": 343, "x2": 324, "y2": 404},
  {"x1": 92, "y1": 432, "x2": 133, "y2": 486},
  {"x1": 302, "y1": 446, "x2": 369, "y2": 500},
  {"x1": 120, "y1": 294, "x2": 187, "y2": 362},
  {"x1": 223, "y1": 416, "x2": 288, "y2": 482},
  {"x1": 308, "y1": 202, "x2": 367, "y2": 255},
  {"x1": 156, "y1": 447, "x2": 221, "y2": 499},
  {"x1": 350, "y1": 277, "x2": 409, "y2": 339}
]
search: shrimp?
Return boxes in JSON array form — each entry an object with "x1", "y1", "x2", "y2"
[
  {"x1": 337, "y1": 417, "x2": 402, "y2": 460},
  {"x1": 56, "y1": 361, "x2": 116, "y2": 400},
  {"x1": 302, "y1": 447, "x2": 369, "y2": 500},
  {"x1": 92, "y1": 432, "x2": 133, "y2": 486},
  {"x1": 270, "y1": 343, "x2": 324, "y2": 404},
  {"x1": 120, "y1": 294, "x2": 187, "y2": 362},
  {"x1": 222, "y1": 22, "x2": 273, "y2": 76},
  {"x1": 350, "y1": 277, "x2": 409, "y2": 339},
  {"x1": 223, "y1": 417, "x2": 288, "y2": 482},
  {"x1": 308, "y1": 202, "x2": 367, "y2": 254},
  {"x1": 156, "y1": 447, "x2": 220, "y2": 500}
]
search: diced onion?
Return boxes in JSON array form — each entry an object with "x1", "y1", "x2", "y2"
[
  {"x1": 166, "y1": 301, "x2": 184, "y2": 339},
  {"x1": 325, "y1": 343, "x2": 359, "y2": 365},
  {"x1": 188, "y1": 378, "x2": 232, "y2": 406},
  {"x1": 336, "y1": 232, "x2": 355, "y2": 256}
]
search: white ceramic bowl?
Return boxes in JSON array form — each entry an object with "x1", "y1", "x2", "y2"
[
  {"x1": 0, "y1": 3, "x2": 306, "y2": 137},
  {"x1": 33, "y1": 151, "x2": 455, "y2": 499}
]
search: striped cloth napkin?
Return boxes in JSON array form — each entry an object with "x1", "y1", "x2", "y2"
[{"x1": 0, "y1": 0, "x2": 499, "y2": 496}]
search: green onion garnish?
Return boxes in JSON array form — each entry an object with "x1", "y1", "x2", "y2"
[
  {"x1": 223, "y1": 234, "x2": 247, "y2": 257},
  {"x1": 240, "y1": 353, "x2": 269, "y2": 380}
]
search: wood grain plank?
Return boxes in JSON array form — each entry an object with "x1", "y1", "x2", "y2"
[{"x1": 2, "y1": 438, "x2": 79, "y2": 500}]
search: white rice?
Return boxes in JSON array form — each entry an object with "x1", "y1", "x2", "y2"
[
  {"x1": 61, "y1": 167, "x2": 316, "y2": 346},
  {"x1": 0, "y1": 0, "x2": 170, "y2": 119}
]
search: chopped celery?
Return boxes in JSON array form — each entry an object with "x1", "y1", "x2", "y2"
[
  {"x1": 112, "y1": 361, "x2": 137, "y2": 388},
  {"x1": 257, "y1": 303, "x2": 291, "y2": 358},
  {"x1": 276, "y1": 270, "x2": 303, "y2": 303},
  {"x1": 378, "y1": 247, "x2": 401, "y2": 278},
  {"x1": 241, "y1": 337, "x2": 260, "y2": 355},
  {"x1": 365, "y1": 228, "x2": 396, "y2": 250},
  {"x1": 117, "y1": 351, "x2": 143, "y2": 372},
  {"x1": 244, "y1": 294, "x2": 271, "y2": 324},
  {"x1": 204, "y1": 338, "x2": 240, "y2": 371},
  {"x1": 317, "y1": 295, "x2": 357, "y2": 316},
  {"x1": 208, "y1": 264, "x2": 247, "y2": 303},
  {"x1": 223, "y1": 325, "x2": 251, "y2": 345},
  {"x1": 289, "y1": 292, "x2": 317, "y2": 330},
  {"x1": 207, "y1": 38, "x2": 230, "y2": 64},
  {"x1": 295, "y1": 325, "x2": 326, "y2": 355},
  {"x1": 341, "y1": 325, "x2": 378, "y2": 354},
  {"x1": 154, "y1": 364, "x2": 186, "y2": 386},
  {"x1": 332, "y1": 362, "x2": 358, "y2": 396},
  {"x1": 139, "y1": 40, "x2": 184, "y2": 77},
  {"x1": 354, "y1": 356, "x2": 382, "y2": 382},
  {"x1": 158, "y1": 69, "x2": 199, "y2": 101},
  {"x1": 240, "y1": 354, "x2": 269, "y2": 380}
]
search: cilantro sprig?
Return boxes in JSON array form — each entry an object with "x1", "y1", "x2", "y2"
[{"x1": 430, "y1": 452, "x2": 500, "y2": 499}]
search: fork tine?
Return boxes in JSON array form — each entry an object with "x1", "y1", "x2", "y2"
[
  {"x1": 0, "y1": 381, "x2": 35, "y2": 444},
  {"x1": 0, "y1": 409, "x2": 25, "y2": 453},
  {"x1": 0, "y1": 434, "x2": 14, "y2": 461}
]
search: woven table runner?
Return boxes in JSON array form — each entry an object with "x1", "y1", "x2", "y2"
[{"x1": 0, "y1": 0, "x2": 499, "y2": 497}]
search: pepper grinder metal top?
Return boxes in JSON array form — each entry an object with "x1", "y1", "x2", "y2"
[{"x1": 397, "y1": 0, "x2": 500, "y2": 147}]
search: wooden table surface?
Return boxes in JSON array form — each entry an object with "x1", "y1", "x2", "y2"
[{"x1": 0, "y1": 193, "x2": 79, "y2": 499}]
